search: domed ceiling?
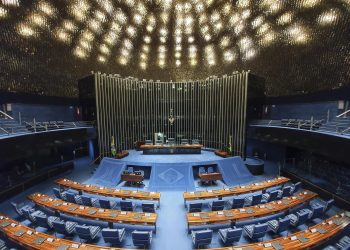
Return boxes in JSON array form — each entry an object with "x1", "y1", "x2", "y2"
[{"x1": 0, "y1": 0, "x2": 349, "y2": 97}]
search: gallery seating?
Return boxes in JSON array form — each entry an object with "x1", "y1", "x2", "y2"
[
  {"x1": 132, "y1": 230, "x2": 153, "y2": 247},
  {"x1": 218, "y1": 227, "x2": 243, "y2": 245},
  {"x1": 52, "y1": 220, "x2": 77, "y2": 236},
  {"x1": 102, "y1": 228, "x2": 126, "y2": 245},
  {"x1": 243, "y1": 223, "x2": 268, "y2": 241},
  {"x1": 75, "y1": 224, "x2": 101, "y2": 241},
  {"x1": 267, "y1": 216, "x2": 291, "y2": 234},
  {"x1": 191, "y1": 229, "x2": 213, "y2": 248}
]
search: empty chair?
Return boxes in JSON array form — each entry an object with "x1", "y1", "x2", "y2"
[
  {"x1": 218, "y1": 227, "x2": 243, "y2": 245},
  {"x1": 120, "y1": 200, "x2": 136, "y2": 211},
  {"x1": 191, "y1": 229, "x2": 213, "y2": 248},
  {"x1": 155, "y1": 140, "x2": 163, "y2": 145},
  {"x1": 145, "y1": 140, "x2": 153, "y2": 145},
  {"x1": 291, "y1": 182, "x2": 302, "y2": 193},
  {"x1": 132, "y1": 230, "x2": 152, "y2": 248},
  {"x1": 228, "y1": 197, "x2": 245, "y2": 209},
  {"x1": 301, "y1": 204, "x2": 325, "y2": 220},
  {"x1": 188, "y1": 203, "x2": 203, "y2": 213},
  {"x1": 199, "y1": 167, "x2": 206, "y2": 175},
  {"x1": 52, "y1": 220, "x2": 77, "y2": 235},
  {"x1": 23, "y1": 209, "x2": 45, "y2": 224},
  {"x1": 287, "y1": 210, "x2": 310, "y2": 227},
  {"x1": 278, "y1": 186, "x2": 292, "y2": 198},
  {"x1": 53, "y1": 188, "x2": 66, "y2": 200},
  {"x1": 208, "y1": 200, "x2": 225, "y2": 211},
  {"x1": 243, "y1": 223, "x2": 268, "y2": 241},
  {"x1": 102, "y1": 228, "x2": 126, "y2": 245},
  {"x1": 127, "y1": 166, "x2": 134, "y2": 173},
  {"x1": 181, "y1": 138, "x2": 189, "y2": 145},
  {"x1": 207, "y1": 166, "x2": 214, "y2": 173},
  {"x1": 99, "y1": 198, "x2": 117, "y2": 209},
  {"x1": 75, "y1": 224, "x2": 101, "y2": 241},
  {"x1": 65, "y1": 192, "x2": 82, "y2": 204},
  {"x1": 267, "y1": 216, "x2": 291, "y2": 234},
  {"x1": 34, "y1": 213, "x2": 60, "y2": 229},
  {"x1": 10, "y1": 202, "x2": 34, "y2": 218},
  {"x1": 245, "y1": 193, "x2": 262, "y2": 206},
  {"x1": 192, "y1": 139, "x2": 200, "y2": 145},
  {"x1": 142, "y1": 203, "x2": 156, "y2": 213},
  {"x1": 168, "y1": 138, "x2": 175, "y2": 145},
  {"x1": 81, "y1": 195, "x2": 100, "y2": 207},
  {"x1": 312, "y1": 199, "x2": 334, "y2": 214},
  {"x1": 262, "y1": 190, "x2": 279, "y2": 203}
]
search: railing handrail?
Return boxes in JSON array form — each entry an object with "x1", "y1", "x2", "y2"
[
  {"x1": 0, "y1": 110, "x2": 14, "y2": 120},
  {"x1": 0, "y1": 126, "x2": 9, "y2": 135},
  {"x1": 341, "y1": 127, "x2": 350, "y2": 134},
  {"x1": 336, "y1": 109, "x2": 350, "y2": 118}
]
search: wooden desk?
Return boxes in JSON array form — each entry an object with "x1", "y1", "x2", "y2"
[
  {"x1": 28, "y1": 193, "x2": 157, "y2": 231},
  {"x1": 140, "y1": 144, "x2": 203, "y2": 154},
  {"x1": 199, "y1": 173, "x2": 223, "y2": 182},
  {"x1": 207, "y1": 212, "x2": 350, "y2": 250},
  {"x1": 55, "y1": 178, "x2": 160, "y2": 205},
  {"x1": 183, "y1": 177, "x2": 290, "y2": 202},
  {"x1": 0, "y1": 214, "x2": 133, "y2": 250},
  {"x1": 121, "y1": 173, "x2": 144, "y2": 184},
  {"x1": 187, "y1": 190, "x2": 317, "y2": 230}
]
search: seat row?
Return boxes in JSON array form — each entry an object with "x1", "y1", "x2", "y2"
[
  {"x1": 53, "y1": 188, "x2": 157, "y2": 212},
  {"x1": 188, "y1": 183, "x2": 302, "y2": 212},
  {"x1": 323, "y1": 235, "x2": 350, "y2": 250},
  {"x1": 191, "y1": 198, "x2": 334, "y2": 248},
  {"x1": 10, "y1": 203, "x2": 153, "y2": 248}
]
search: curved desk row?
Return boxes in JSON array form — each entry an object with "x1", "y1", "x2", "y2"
[
  {"x1": 28, "y1": 193, "x2": 157, "y2": 231},
  {"x1": 183, "y1": 176, "x2": 290, "y2": 202},
  {"x1": 187, "y1": 190, "x2": 317, "y2": 230},
  {"x1": 55, "y1": 178, "x2": 161, "y2": 206},
  {"x1": 208, "y1": 212, "x2": 350, "y2": 250},
  {"x1": 0, "y1": 214, "x2": 130, "y2": 250}
]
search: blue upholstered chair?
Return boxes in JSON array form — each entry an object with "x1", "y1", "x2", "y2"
[
  {"x1": 142, "y1": 203, "x2": 156, "y2": 213},
  {"x1": 132, "y1": 230, "x2": 152, "y2": 247},
  {"x1": 127, "y1": 167, "x2": 134, "y2": 173},
  {"x1": 218, "y1": 227, "x2": 242, "y2": 245},
  {"x1": 145, "y1": 140, "x2": 153, "y2": 145},
  {"x1": 336, "y1": 235, "x2": 350, "y2": 249},
  {"x1": 199, "y1": 167, "x2": 206, "y2": 175},
  {"x1": 192, "y1": 139, "x2": 200, "y2": 145},
  {"x1": 53, "y1": 188, "x2": 66, "y2": 200},
  {"x1": 65, "y1": 192, "x2": 82, "y2": 204},
  {"x1": 278, "y1": 186, "x2": 292, "y2": 198},
  {"x1": 188, "y1": 203, "x2": 203, "y2": 212},
  {"x1": 191, "y1": 229, "x2": 213, "y2": 248},
  {"x1": 75, "y1": 225, "x2": 101, "y2": 241},
  {"x1": 34, "y1": 213, "x2": 60, "y2": 229},
  {"x1": 207, "y1": 167, "x2": 214, "y2": 173},
  {"x1": 243, "y1": 223, "x2": 268, "y2": 241},
  {"x1": 267, "y1": 216, "x2": 291, "y2": 234},
  {"x1": 81, "y1": 195, "x2": 99, "y2": 207},
  {"x1": 52, "y1": 220, "x2": 77, "y2": 235},
  {"x1": 312, "y1": 199, "x2": 334, "y2": 214},
  {"x1": 10, "y1": 202, "x2": 35, "y2": 218},
  {"x1": 23, "y1": 209, "x2": 45, "y2": 224},
  {"x1": 291, "y1": 182, "x2": 302, "y2": 193},
  {"x1": 287, "y1": 210, "x2": 310, "y2": 227},
  {"x1": 228, "y1": 197, "x2": 245, "y2": 209},
  {"x1": 99, "y1": 198, "x2": 117, "y2": 209},
  {"x1": 102, "y1": 228, "x2": 126, "y2": 245},
  {"x1": 209, "y1": 200, "x2": 225, "y2": 211},
  {"x1": 120, "y1": 201, "x2": 136, "y2": 211},
  {"x1": 262, "y1": 190, "x2": 279, "y2": 202},
  {"x1": 245, "y1": 193, "x2": 262, "y2": 206},
  {"x1": 302, "y1": 204, "x2": 325, "y2": 220},
  {"x1": 181, "y1": 139, "x2": 189, "y2": 145}
]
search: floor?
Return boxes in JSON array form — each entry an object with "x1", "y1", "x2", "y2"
[{"x1": 0, "y1": 155, "x2": 339, "y2": 250}]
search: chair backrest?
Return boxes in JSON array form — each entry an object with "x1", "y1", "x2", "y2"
[
  {"x1": 75, "y1": 225, "x2": 91, "y2": 239},
  {"x1": 23, "y1": 209, "x2": 36, "y2": 222},
  {"x1": 282, "y1": 186, "x2": 292, "y2": 197},
  {"x1": 81, "y1": 195, "x2": 92, "y2": 207},
  {"x1": 35, "y1": 214, "x2": 48, "y2": 228},
  {"x1": 181, "y1": 139, "x2": 189, "y2": 144},
  {"x1": 194, "y1": 229, "x2": 213, "y2": 240},
  {"x1": 297, "y1": 211, "x2": 310, "y2": 225},
  {"x1": 252, "y1": 223, "x2": 268, "y2": 239},
  {"x1": 268, "y1": 190, "x2": 279, "y2": 201},
  {"x1": 192, "y1": 139, "x2": 199, "y2": 145},
  {"x1": 199, "y1": 167, "x2": 206, "y2": 174},
  {"x1": 226, "y1": 227, "x2": 243, "y2": 241},
  {"x1": 65, "y1": 192, "x2": 76, "y2": 203},
  {"x1": 311, "y1": 204, "x2": 325, "y2": 219},
  {"x1": 142, "y1": 203, "x2": 155, "y2": 212},
  {"x1": 52, "y1": 220, "x2": 67, "y2": 234},
  {"x1": 207, "y1": 167, "x2": 214, "y2": 173},
  {"x1": 132, "y1": 231, "x2": 151, "y2": 240},
  {"x1": 293, "y1": 182, "x2": 302, "y2": 193},
  {"x1": 127, "y1": 167, "x2": 134, "y2": 173},
  {"x1": 324, "y1": 199, "x2": 334, "y2": 212},
  {"x1": 168, "y1": 138, "x2": 175, "y2": 144},
  {"x1": 212, "y1": 200, "x2": 225, "y2": 210},
  {"x1": 155, "y1": 140, "x2": 163, "y2": 145},
  {"x1": 120, "y1": 201, "x2": 133, "y2": 210},
  {"x1": 232, "y1": 197, "x2": 245, "y2": 208},
  {"x1": 99, "y1": 199, "x2": 111, "y2": 209},
  {"x1": 251, "y1": 194, "x2": 262, "y2": 205},
  {"x1": 145, "y1": 140, "x2": 153, "y2": 145},
  {"x1": 102, "y1": 228, "x2": 122, "y2": 243},
  {"x1": 277, "y1": 217, "x2": 291, "y2": 232},
  {"x1": 53, "y1": 188, "x2": 62, "y2": 199},
  {"x1": 189, "y1": 203, "x2": 202, "y2": 212}
]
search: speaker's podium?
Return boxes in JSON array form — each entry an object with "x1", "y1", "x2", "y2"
[{"x1": 140, "y1": 139, "x2": 202, "y2": 155}]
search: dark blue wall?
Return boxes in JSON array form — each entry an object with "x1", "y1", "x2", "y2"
[
  {"x1": 269, "y1": 101, "x2": 339, "y2": 121},
  {"x1": 8, "y1": 103, "x2": 79, "y2": 122},
  {"x1": 246, "y1": 138, "x2": 286, "y2": 163}
]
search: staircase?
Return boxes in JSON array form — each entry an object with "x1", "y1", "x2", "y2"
[
  {"x1": 0, "y1": 118, "x2": 28, "y2": 136},
  {"x1": 318, "y1": 116, "x2": 350, "y2": 136}
]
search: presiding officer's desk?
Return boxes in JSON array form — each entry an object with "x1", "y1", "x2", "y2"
[
  {"x1": 28, "y1": 193, "x2": 157, "y2": 231},
  {"x1": 207, "y1": 212, "x2": 350, "y2": 250},
  {"x1": 187, "y1": 190, "x2": 317, "y2": 231},
  {"x1": 183, "y1": 176, "x2": 290, "y2": 203},
  {"x1": 0, "y1": 214, "x2": 132, "y2": 250},
  {"x1": 55, "y1": 178, "x2": 161, "y2": 206},
  {"x1": 140, "y1": 144, "x2": 203, "y2": 154}
]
